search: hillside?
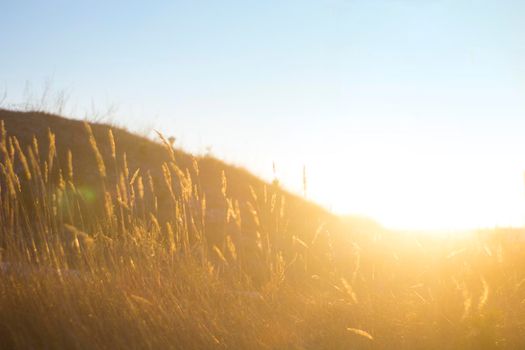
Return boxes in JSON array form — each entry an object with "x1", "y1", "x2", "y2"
[
  {"x1": 0, "y1": 108, "x2": 349, "y2": 281},
  {"x1": 0, "y1": 108, "x2": 329, "y2": 216},
  {"x1": 0, "y1": 109, "x2": 337, "y2": 222}
]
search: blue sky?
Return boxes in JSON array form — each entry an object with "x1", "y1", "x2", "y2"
[{"x1": 2, "y1": 0, "x2": 525, "y2": 230}]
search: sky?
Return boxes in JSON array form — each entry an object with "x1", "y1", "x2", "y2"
[{"x1": 1, "y1": 0, "x2": 525, "y2": 230}]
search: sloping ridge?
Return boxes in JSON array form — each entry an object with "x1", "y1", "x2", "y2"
[{"x1": 0, "y1": 108, "x2": 336, "y2": 238}]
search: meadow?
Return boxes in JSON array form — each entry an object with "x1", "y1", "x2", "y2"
[{"x1": 0, "y1": 109, "x2": 524, "y2": 349}]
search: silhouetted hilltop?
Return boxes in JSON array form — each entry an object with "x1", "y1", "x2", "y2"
[
  {"x1": 0, "y1": 109, "x2": 339, "y2": 246},
  {"x1": 0, "y1": 108, "x2": 273, "y2": 201}
]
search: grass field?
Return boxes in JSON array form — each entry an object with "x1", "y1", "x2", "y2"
[{"x1": 0, "y1": 113, "x2": 524, "y2": 349}]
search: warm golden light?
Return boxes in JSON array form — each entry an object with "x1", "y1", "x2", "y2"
[
  {"x1": 4, "y1": 0, "x2": 525, "y2": 347},
  {"x1": 305, "y1": 146, "x2": 525, "y2": 231}
]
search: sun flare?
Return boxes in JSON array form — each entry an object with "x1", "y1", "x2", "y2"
[{"x1": 306, "y1": 149, "x2": 525, "y2": 232}]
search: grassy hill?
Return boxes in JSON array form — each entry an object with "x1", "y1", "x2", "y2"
[
  {"x1": 0, "y1": 108, "x2": 341, "y2": 261},
  {"x1": 0, "y1": 108, "x2": 524, "y2": 349},
  {"x1": 0, "y1": 108, "x2": 333, "y2": 224}
]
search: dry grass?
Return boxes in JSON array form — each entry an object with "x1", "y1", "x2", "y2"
[{"x1": 0, "y1": 111, "x2": 524, "y2": 349}]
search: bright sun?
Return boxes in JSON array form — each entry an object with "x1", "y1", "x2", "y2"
[{"x1": 306, "y1": 152, "x2": 525, "y2": 232}]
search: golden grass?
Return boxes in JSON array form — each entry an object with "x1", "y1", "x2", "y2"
[{"x1": 0, "y1": 116, "x2": 524, "y2": 349}]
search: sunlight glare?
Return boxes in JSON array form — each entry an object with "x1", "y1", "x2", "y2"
[{"x1": 306, "y1": 146, "x2": 525, "y2": 232}]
